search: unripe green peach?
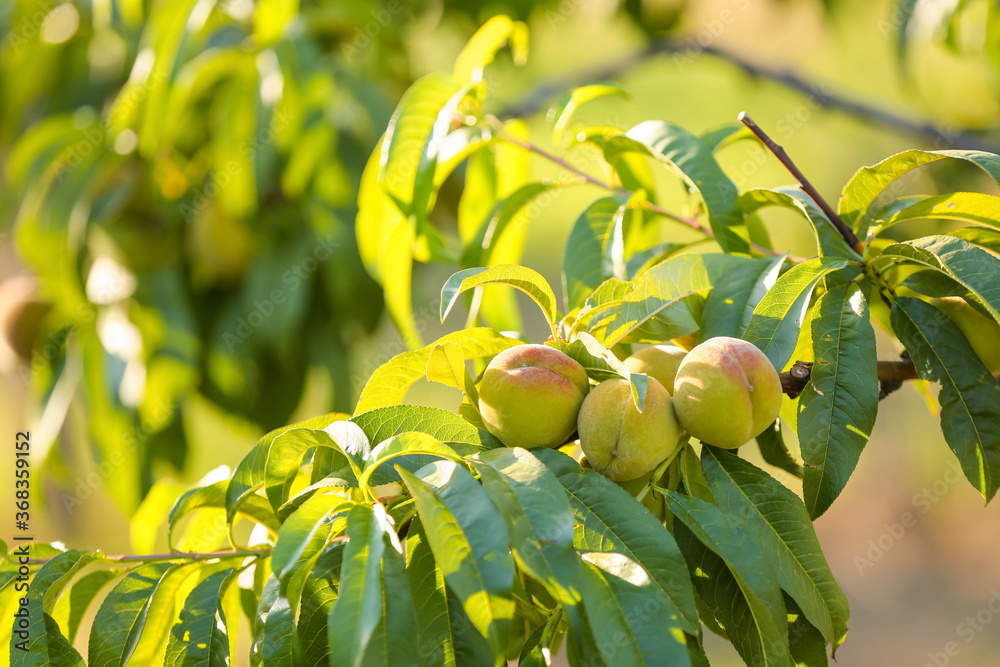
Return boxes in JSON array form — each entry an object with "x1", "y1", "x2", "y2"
[
  {"x1": 931, "y1": 297, "x2": 1000, "y2": 373},
  {"x1": 672, "y1": 336, "x2": 782, "y2": 449},
  {"x1": 577, "y1": 377, "x2": 680, "y2": 482},
  {"x1": 478, "y1": 344, "x2": 589, "y2": 449},
  {"x1": 624, "y1": 345, "x2": 687, "y2": 395}
]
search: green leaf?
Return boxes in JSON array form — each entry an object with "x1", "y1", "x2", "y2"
[
  {"x1": 879, "y1": 235, "x2": 1000, "y2": 322},
  {"x1": 382, "y1": 220, "x2": 422, "y2": 349},
  {"x1": 787, "y1": 595, "x2": 830, "y2": 667},
  {"x1": 361, "y1": 432, "x2": 466, "y2": 490},
  {"x1": 406, "y1": 519, "x2": 493, "y2": 666},
  {"x1": 461, "y1": 182, "x2": 561, "y2": 269},
  {"x1": 517, "y1": 625, "x2": 550, "y2": 667},
  {"x1": 604, "y1": 253, "x2": 754, "y2": 346},
  {"x1": 701, "y1": 447, "x2": 850, "y2": 648},
  {"x1": 88, "y1": 562, "x2": 172, "y2": 667},
  {"x1": 743, "y1": 258, "x2": 852, "y2": 370},
  {"x1": 163, "y1": 569, "x2": 234, "y2": 667},
  {"x1": 608, "y1": 122, "x2": 750, "y2": 254},
  {"x1": 838, "y1": 149, "x2": 1000, "y2": 239},
  {"x1": 351, "y1": 405, "x2": 501, "y2": 485},
  {"x1": 130, "y1": 479, "x2": 187, "y2": 554},
  {"x1": 352, "y1": 136, "x2": 431, "y2": 343},
  {"x1": 700, "y1": 124, "x2": 754, "y2": 153},
  {"x1": 547, "y1": 337, "x2": 622, "y2": 382},
  {"x1": 226, "y1": 413, "x2": 350, "y2": 540},
  {"x1": 569, "y1": 332, "x2": 650, "y2": 410},
  {"x1": 891, "y1": 297, "x2": 1000, "y2": 500},
  {"x1": 453, "y1": 15, "x2": 528, "y2": 84},
  {"x1": 398, "y1": 461, "x2": 515, "y2": 665},
  {"x1": 459, "y1": 125, "x2": 533, "y2": 333},
  {"x1": 626, "y1": 242, "x2": 692, "y2": 279},
  {"x1": 380, "y1": 73, "x2": 461, "y2": 214},
  {"x1": 121, "y1": 562, "x2": 205, "y2": 666},
  {"x1": 354, "y1": 328, "x2": 519, "y2": 414},
  {"x1": 359, "y1": 541, "x2": 420, "y2": 666},
  {"x1": 900, "y1": 270, "x2": 967, "y2": 299},
  {"x1": 270, "y1": 492, "x2": 353, "y2": 583},
  {"x1": 441, "y1": 265, "x2": 559, "y2": 337},
  {"x1": 472, "y1": 448, "x2": 581, "y2": 605},
  {"x1": 756, "y1": 420, "x2": 804, "y2": 478},
  {"x1": 296, "y1": 546, "x2": 341, "y2": 666},
  {"x1": 562, "y1": 196, "x2": 630, "y2": 311},
  {"x1": 698, "y1": 255, "x2": 784, "y2": 341},
  {"x1": 251, "y1": 575, "x2": 300, "y2": 667},
  {"x1": 873, "y1": 192, "x2": 1000, "y2": 237},
  {"x1": 263, "y1": 422, "x2": 367, "y2": 513},
  {"x1": 949, "y1": 226, "x2": 1000, "y2": 254},
  {"x1": 797, "y1": 282, "x2": 879, "y2": 518},
  {"x1": 168, "y1": 480, "x2": 280, "y2": 550},
  {"x1": 410, "y1": 83, "x2": 478, "y2": 224},
  {"x1": 578, "y1": 553, "x2": 691, "y2": 667},
  {"x1": 357, "y1": 135, "x2": 405, "y2": 283},
  {"x1": 550, "y1": 84, "x2": 629, "y2": 146},
  {"x1": 51, "y1": 568, "x2": 121, "y2": 644},
  {"x1": 473, "y1": 448, "x2": 584, "y2": 647},
  {"x1": 459, "y1": 146, "x2": 499, "y2": 245},
  {"x1": 679, "y1": 443, "x2": 715, "y2": 504},
  {"x1": 326, "y1": 504, "x2": 393, "y2": 667},
  {"x1": 666, "y1": 492, "x2": 791, "y2": 667},
  {"x1": 1, "y1": 576, "x2": 21, "y2": 667},
  {"x1": 426, "y1": 341, "x2": 479, "y2": 404},
  {"x1": 685, "y1": 633, "x2": 712, "y2": 667},
  {"x1": 535, "y1": 449, "x2": 700, "y2": 635},
  {"x1": 12, "y1": 549, "x2": 90, "y2": 667},
  {"x1": 736, "y1": 187, "x2": 859, "y2": 259}
]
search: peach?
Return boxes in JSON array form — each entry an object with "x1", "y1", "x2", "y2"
[
  {"x1": 577, "y1": 377, "x2": 680, "y2": 481},
  {"x1": 478, "y1": 344, "x2": 589, "y2": 449},
  {"x1": 672, "y1": 336, "x2": 782, "y2": 449},
  {"x1": 624, "y1": 345, "x2": 687, "y2": 395}
]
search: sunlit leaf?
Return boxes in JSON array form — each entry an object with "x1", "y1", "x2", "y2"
[
  {"x1": 743, "y1": 258, "x2": 853, "y2": 370},
  {"x1": 891, "y1": 297, "x2": 1000, "y2": 500},
  {"x1": 797, "y1": 282, "x2": 879, "y2": 518},
  {"x1": 839, "y1": 149, "x2": 1000, "y2": 239},
  {"x1": 355, "y1": 328, "x2": 519, "y2": 414},
  {"x1": 441, "y1": 265, "x2": 559, "y2": 336}
]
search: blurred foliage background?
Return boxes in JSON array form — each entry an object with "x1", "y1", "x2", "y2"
[{"x1": 2, "y1": 0, "x2": 1000, "y2": 664}]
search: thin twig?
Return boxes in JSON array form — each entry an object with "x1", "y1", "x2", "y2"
[
  {"x1": 499, "y1": 38, "x2": 1000, "y2": 153},
  {"x1": 485, "y1": 118, "x2": 803, "y2": 261},
  {"x1": 739, "y1": 112, "x2": 864, "y2": 253},
  {"x1": 25, "y1": 547, "x2": 272, "y2": 566}
]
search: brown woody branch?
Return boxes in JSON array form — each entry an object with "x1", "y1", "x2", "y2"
[
  {"x1": 780, "y1": 360, "x2": 920, "y2": 399},
  {"x1": 499, "y1": 39, "x2": 1000, "y2": 153},
  {"x1": 738, "y1": 112, "x2": 864, "y2": 254}
]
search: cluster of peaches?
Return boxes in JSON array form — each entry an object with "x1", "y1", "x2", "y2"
[{"x1": 476, "y1": 336, "x2": 783, "y2": 486}]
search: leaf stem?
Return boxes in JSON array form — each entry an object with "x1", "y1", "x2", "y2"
[{"x1": 738, "y1": 112, "x2": 864, "y2": 254}]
